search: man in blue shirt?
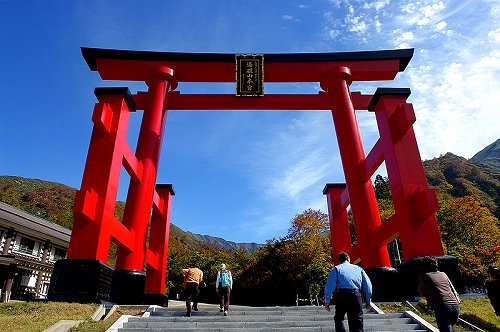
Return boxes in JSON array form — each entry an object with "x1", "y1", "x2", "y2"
[{"x1": 324, "y1": 252, "x2": 373, "y2": 332}]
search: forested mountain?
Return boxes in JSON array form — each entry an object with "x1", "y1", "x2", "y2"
[
  {"x1": 184, "y1": 232, "x2": 260, "y2": 252},
  {"x1": 470, "y1": 139, "x2": 500, "y2": 172},
  {"x1": 0, "y1": 175, "x2": 260, "y2": 253},
  {"x1": 423, "y1": 151, "x2": 500, "y2": 218}
]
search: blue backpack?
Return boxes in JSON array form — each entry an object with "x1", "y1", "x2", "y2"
[{"x1": 220, "y1": 270, "x2": 231, "y2": 287}]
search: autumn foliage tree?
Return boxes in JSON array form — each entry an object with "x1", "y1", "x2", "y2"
[
  {"x1": 437, "y1": 195, "x2": 500, "y2": 283},
  {"x1": 238, "y1": 209, "x2": 332, "y2": 305}
]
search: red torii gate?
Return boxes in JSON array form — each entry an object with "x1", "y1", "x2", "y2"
[{"x1": 48, "y1": 47, "x2": 444, "y2": 305}]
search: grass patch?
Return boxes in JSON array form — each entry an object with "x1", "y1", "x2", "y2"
[
  {"x1": 0, "y1": 301, "x2": 98, "y2": 332},
  {"x1": 378, "y1": 296, "x2": 499, "y2": 331},
  {"x1": 458, "y1": 297, "x2": 500, "y2": 331},
  {"x1": 71, "y1": 307, "x2": 146, "y2": 332}
]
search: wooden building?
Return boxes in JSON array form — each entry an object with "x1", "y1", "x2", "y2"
[{"x1": 0, "y1": 202, "x2": 70, "y2": 302}]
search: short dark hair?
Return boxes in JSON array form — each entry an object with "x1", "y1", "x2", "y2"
[
  {"x1": 422, "y1": 256, "x2": 438, "y2": 273},
  {"x1": 488, "y1": 266, "x2": 500, "y2": 278},
  {"x1": 338, "y1": 252, "x2": 349, "y2": 263}
]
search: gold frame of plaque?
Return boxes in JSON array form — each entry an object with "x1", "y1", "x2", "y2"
[{"x1": 235, "y1": 54, "x2": 264, "y2": 97}]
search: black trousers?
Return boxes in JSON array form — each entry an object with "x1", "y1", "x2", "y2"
[
  {"x1": 185, "y1": 282, "x2": 199, "y2": 313},
  {"x1": 334, "y1": 288, "x2": 364, "y2": 332}
]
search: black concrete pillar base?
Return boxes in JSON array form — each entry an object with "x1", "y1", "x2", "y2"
[
  {"x1": 110, "y1": 270, "x2": 146, "y2": 304},
  {"x1": 143, "y1": 293, "x2": 168, "y2": 307},
  {"x1": 47, "y1": 259, "x2": 113, "y2": 303},
  {"x1": 364, "y1": 266, "x2": 399, "y2": 302},
  {"x1": 397, "y1": 255, "x2": 463, "y2": 299}
]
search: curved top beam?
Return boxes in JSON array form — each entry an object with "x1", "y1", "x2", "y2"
[{"x1": 81, "y1": 47, "x2": 413, "y2": 83}]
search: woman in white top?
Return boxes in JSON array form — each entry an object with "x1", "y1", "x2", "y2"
[{"x1": 216, "y1": 263, "x2": 233, "y2": 315}]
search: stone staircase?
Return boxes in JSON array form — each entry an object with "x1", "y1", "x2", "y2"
[{"x1": 109, "y1": 304, "x2": 436, "y2": 332}]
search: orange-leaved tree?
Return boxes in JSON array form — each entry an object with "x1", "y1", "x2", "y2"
[{"x1": 437, "y1": 195, "x2": 500, "y2": 283}]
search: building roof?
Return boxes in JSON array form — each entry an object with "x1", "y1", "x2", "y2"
[{"x1": 0, "y1": 201, "x2": 71, "y2": 247}]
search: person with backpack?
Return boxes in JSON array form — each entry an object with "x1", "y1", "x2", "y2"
[{"x1": 216, "y1": 263, "x2": 233, "y2": 316}]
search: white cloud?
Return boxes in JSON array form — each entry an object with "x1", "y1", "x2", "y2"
[
  {"x1": 401, "y1": 2, "x2": 417, "y2": 14},
  {"x1": 399, "y1": 1, "x2": 447, "y2": 26},
  {"x1": 409, "y1": 53, "x2": 500, "y2": 159},
  {"x1": 407, "y1": 65, "x2": 433, "y2": 93},
  {"x1": 363, "y1": 0, "x2": 390, "y2": 11},
  {"x1": 417, "y1": 17, "x2": 431, "y2": 26},
  {"x1": 348, "y1": 4, "x2": 355, "y2": 15},
  {"x1": 394, "y1": 30, "x2": 414, "y2": 48},
  {"x1": 328, "y1": 29, "x2": 341, "y2": 39},
  {"x1": 488, "y1": 27, "x2": 500, "y2": 43},
  {"x1": 346, "y1": 15, "x2": 368, "y2": 33},
  {"x1": 434, "y1": 20, "x2": 447, "y2": 31},
  {"x1": 282, "y1": 15, "x2": 301, "y2": 22},
  {"x1": 241, "y1": 111, "x2": 344, "y2": 214},
  {"x1": 423, "y1": 2, "x2": 445, "y2": 18},
  {"x1": 349, "y1": 20, "x2": 367, "y2": 33},
  {"x1": 492, "y1": 3, "x2": 500, "y2": 18},
  {"x1": 402, "y1": 31, "x2": 414, "y2": 40},
  {"x1": 230, "y1": 111, "x2": 348, "y2": 240},
  {"x1": 321, "y1": 0, "x2": 499, "y2": 161},
  {"x1": 329, "y1": 0, "x2": 343, "y2": 7}
]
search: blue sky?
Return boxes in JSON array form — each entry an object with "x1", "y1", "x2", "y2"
[{"x1": 0, "y1": 1, "x2": 498, "y2": 244}]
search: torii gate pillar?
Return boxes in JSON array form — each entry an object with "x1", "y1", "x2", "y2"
[{"x1": 321, "y1": 66, "x2": 391, "y2": 268}]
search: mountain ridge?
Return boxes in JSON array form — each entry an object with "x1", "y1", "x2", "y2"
[
  {"x1": 470, "y1": 139, "x2": 500, "y2": 172},
  {"x1": 0, "y1": 175, "x2": 261, "y2": 253},
  {"x1": 423, "y1": 142, "x2": 500, "y2": 219}
]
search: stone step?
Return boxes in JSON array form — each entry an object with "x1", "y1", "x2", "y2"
[
  {"x1": 134, "y1": 314, "x2": 408, "y2": 323},
  {"x1": 123, "y1": 318, "x2": 418, "y2": 329},
  {"x1": 156, "y1": 305, "x2": 337, "y2": 312},
  {"x1": 112, "y1": 305, "x2": 431, "y2": 332},
  {"x1": 149, "y1": 308, "x2": 402, "y2": 317},
  {"x1": 151, "y1": 305, "x2": 370, "y2": 313},
  {"x1": 119, "y1": 327, "x2": 428, "y2": 332}
]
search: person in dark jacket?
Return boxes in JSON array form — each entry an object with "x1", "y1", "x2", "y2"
[
  {"x1": 487, "y1": 266, "x2": 500, "y2": 316},
  {"x1": 418, "y1": 257, "x2": 461, "y2": 332}
]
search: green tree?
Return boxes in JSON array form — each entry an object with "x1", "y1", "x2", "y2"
[
  {"x1": 304, "y1": 261, "x2": 330, "y2": 303},
  {"x1": 374, "y1": 175, "x2": 392, "y2": 200}
]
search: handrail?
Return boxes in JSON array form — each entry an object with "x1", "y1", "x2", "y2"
[{"x1": 404, "y1": 300, "x2": 485, "y2": 332}]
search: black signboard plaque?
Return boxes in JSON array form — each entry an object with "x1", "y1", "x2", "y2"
[{"x1": 235, "y1": 54, "x2": 264, "y2": 97}]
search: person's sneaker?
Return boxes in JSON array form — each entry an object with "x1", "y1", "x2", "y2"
[
  {"x1": 219, "y1": 308, "x2": 224, "y2": 312},
  {"x1": 223, "y1": 310, "x2": 228, "y2": 316},
  {"x1": 193, "y1": 307, "x2": 198, "y2": 311},
  {"x1": 186, "y1": 312, "x2": 191, "y2": 317}
]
